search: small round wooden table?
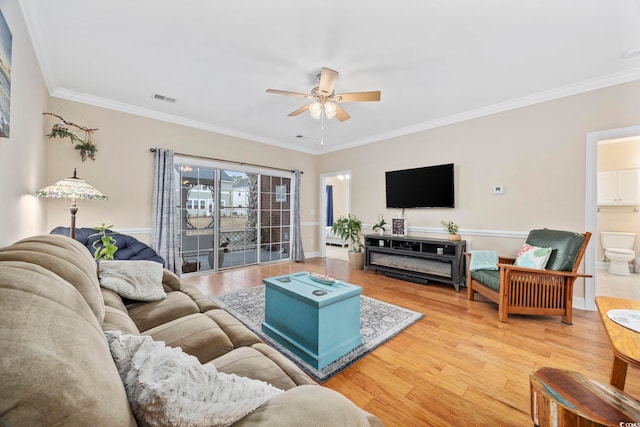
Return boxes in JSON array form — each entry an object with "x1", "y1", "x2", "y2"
[
  {"x1": 595, "y1": 296, "x2": 640, "y2": 390},
  {"x1": 530, "y1": 367, "x2": 640, "y2": 426}
]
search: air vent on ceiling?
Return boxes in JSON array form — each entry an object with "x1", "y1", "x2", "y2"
[{"x1": 152, "y1": 93, "x2": 176, "y2": 103}]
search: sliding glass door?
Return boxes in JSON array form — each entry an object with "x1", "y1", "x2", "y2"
[
  {"x1": 175, "y1": 160, "x2": 292, "y2": 274},
  {"x1": 260, "y1": 175, "x2": 291, "y2": 262},
  {"x1": 176, "y1": 165, "x2": 216, "y2": 274},
  {"x1": 219, "y1": 169, "x2": 259, "y2": 268}
]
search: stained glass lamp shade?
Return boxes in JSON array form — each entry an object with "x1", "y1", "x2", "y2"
[{"x1": 35, "y1": 169, "x2": 108, "y2": 239}]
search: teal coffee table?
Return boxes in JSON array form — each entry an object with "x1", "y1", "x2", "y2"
[{"x1": 262, "y1": 272, "x2": 362, "y2": 369}]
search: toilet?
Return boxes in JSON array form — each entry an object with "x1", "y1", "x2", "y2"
[{"x1": 601, "y1": 232, "x2": 636, "y2": 276}]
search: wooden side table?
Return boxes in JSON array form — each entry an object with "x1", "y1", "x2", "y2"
[
  {"x1": 595, "y1": 296, "x2": 640, "y2": 390},
  {"x1": 530, "y1": 367, "x2": 640, "y2": 426}
]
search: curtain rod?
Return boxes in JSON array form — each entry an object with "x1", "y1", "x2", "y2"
[{"x1": 149, "y1": 148, "x2": 303, "y2": 174}]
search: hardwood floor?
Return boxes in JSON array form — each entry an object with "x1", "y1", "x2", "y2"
[{"x1": 182, "y1": 257, "x2": 640, "y2": 427}]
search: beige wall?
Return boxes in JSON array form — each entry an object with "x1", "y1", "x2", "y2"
[
  {"x1": 3, "y1": 2, "x2": 640, "y2": 291},
  {"x1": 43, "y1": 98, "x2": 319, "y2": 249},
  {"x1": 0, "y1": 0, "x2": 49, "y2": 246},
  {"x1": 597, "y1": 139, "x2": 640, "y2": 260},
  {"x1": 317, "y1": 80, "x2": 640, "y2": 297}
]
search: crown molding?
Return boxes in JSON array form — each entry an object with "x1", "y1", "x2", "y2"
[
  {"x1": 319, "y1": 68, "x2": 640, "y2": 154},
  {"x1": 47, "y1": 68, "x2": 640, "y2": 157},
  {"x1": 50, "y1": 88, "x2": 319, "y2": 155}
]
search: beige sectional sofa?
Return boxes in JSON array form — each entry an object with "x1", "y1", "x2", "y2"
[{"x1": 0, "y1": 234, "x2": 382, "y2": 426}]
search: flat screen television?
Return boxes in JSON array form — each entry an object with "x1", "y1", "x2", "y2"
[{"x1": 385, "y1": 163, "x2": 454, "y2": 208}]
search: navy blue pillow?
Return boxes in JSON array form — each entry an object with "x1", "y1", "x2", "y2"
[{"x1": 50, "y1": 226, "x2": 166, "y2": 267}]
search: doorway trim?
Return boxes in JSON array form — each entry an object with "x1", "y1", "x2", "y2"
[
  {"x1": 585, "y1": 124, "x2": 640, "y2": 310},
  {"x1": 319, "y1": 170, "x2": 352, "y2": 258}
]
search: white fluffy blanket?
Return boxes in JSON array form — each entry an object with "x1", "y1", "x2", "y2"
[{"x1": 104, "y1": 331, "x2": 283, "y2": 427}]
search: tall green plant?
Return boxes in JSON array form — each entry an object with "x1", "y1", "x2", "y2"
[
  {"x1": 331, "y1": 214, "x2": 363, "y2": 253},
  {"x1": 90, "y1": 223, "x2": 118, "y2": 260}
]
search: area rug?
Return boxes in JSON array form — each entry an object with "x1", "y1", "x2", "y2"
[{"x1": 210, "y1": 285, "x2": 423, "y2": 383}]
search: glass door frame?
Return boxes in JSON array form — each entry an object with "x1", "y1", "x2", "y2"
[{"x1": 174, "y1": 155, "x2": 293, "y2": 274}]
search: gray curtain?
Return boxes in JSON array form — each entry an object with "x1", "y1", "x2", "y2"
[
  {"x1": 291, "y1": 169, "x2": 305, "y2": 262},
  {"x1": 152, "y1": 149, "x2": 180, "y2": 275}
]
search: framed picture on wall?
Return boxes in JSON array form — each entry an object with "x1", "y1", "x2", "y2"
[
  {"x1": 275, "y1": 185, "x2": 287, "y2": 202},
  {"x1": 392, "y1": 217, "x2": 407, "y2": 236},
  {"x1": 0, "y1": 9, "x2": 11, "y2": 138}
]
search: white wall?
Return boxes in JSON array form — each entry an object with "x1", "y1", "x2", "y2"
[{"x1": 0, "y1": 0, "x2": 48, "y2": 246}]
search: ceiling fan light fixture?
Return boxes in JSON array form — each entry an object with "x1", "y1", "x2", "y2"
[
  {"x1": 309, "y1": 102, "x2": 322, "y2": 119},
  {"x1": 266, "y1": 67, "x2": 381, "y2": 123},
  {"x1": 324, "y1": 102, "x2": 337, "y2": 119}
]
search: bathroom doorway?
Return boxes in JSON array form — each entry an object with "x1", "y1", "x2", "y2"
[
  {"x1": 586, "y1": 125, "x2": 640, "y2": 310},
  {"x1": 595, "y1": 136, "x2": 640, "y2": 299}
]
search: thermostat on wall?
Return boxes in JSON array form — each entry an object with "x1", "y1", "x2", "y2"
[{"x1": 492, "y1": 185, "x2": 504, "y2": 195}]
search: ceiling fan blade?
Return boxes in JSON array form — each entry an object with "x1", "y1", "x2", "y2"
[
  {"x1": 288, "y1": 104, "x2": 311, "y2": 117},
  {"x1": 266, "y1": 89, "x2": 309, "y2": 98},
  {"x1": 335, "y1": 91, "x2": 381, "y2": 102},
  {"x1": 318, "y1": 67, "x2": 338, "y2": 95},
  {"x1": 334, "y1": 104, "x2": 351, "y2": 122}
]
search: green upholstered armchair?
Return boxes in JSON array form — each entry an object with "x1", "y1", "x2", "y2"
[{"x1": 466, "y1": 229, "x2": 592, "y2": 324}]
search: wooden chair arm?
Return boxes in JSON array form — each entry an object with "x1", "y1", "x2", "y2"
[{"x1": 498, "y1": 263, "x2": 592, "y2": 279}]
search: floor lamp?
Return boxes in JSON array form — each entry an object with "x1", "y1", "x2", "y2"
[{"x1": 35, "y1": 169, "x2": 108, "y2": 239}]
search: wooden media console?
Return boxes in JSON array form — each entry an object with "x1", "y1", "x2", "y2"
[{"x1": 364, "y1": 234, "x2": 466, "y2": 292}]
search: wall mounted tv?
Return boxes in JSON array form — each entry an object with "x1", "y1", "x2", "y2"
[{"x1": 385, "y1": 163, "x2": 454, "y2": 208}]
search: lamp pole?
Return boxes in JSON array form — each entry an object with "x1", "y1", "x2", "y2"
[{"x1": 69, "y1": 198, "x2": 78, "y2": 239}]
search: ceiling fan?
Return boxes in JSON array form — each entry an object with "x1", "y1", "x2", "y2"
[{"x1": 266, "y1": 67, "x2": 381, "y2": 122}]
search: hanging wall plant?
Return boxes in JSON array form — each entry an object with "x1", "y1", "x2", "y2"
[{"x1": 43, "y1": 112, "x2": 99, "y2": 161}]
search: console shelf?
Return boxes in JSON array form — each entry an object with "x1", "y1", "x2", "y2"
[{"x1": 364, "y1": 234, "x2": 466, "y2": 292}]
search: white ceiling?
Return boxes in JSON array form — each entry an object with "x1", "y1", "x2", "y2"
[{"x1": 20, "y1": 0, "x2": 640, "y2": 154}]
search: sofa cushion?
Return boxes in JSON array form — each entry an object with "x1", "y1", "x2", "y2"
[
  {"x1": 144, "y1": 313, "x2": 236, "y2": 363},
  {"x1": 204, "y1": 308, "x2": 263, "y2": 348},
  {"x1": 127, "y1": 290, "x2": 200, "y2": 331},
  {"x1": 162, "y1": 268, "x2": 182, "y2": 291},
  {"x1": 471, "y1": 269, "x2": 500, "y2": 292},
  {"x1": 0, "y1": 235, "x2": 105, "y2": 322},
  {"x1": 526, "y1": 229, "x2": 586, "y2": 272},
  {"x1": 98, "y1": 260, "x2": 166, "y2": 301},
  {"x1": 104, "y1": 331, "x2": 283, "y2": 427},
  {"x1": 104, "y1": 305, "x2": 141, "y2": 335},
  {"x1": 250, "y1": 343, "x2": 318, "y2": 387},
  {"x1": 233, "y1": 385, "x2": 382, "y2": 427},
  {"x1": 0, "y1": 261, "x2": 135, "y2": 426},
  {"x1": 212, "y1": 345, "x2": 316, "y2": 391}
]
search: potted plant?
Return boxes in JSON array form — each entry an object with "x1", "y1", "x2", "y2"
[
  {"x1": 208, "y1": 237, "x2": 229, "y2": 270},
  {"x1": 89, "y1": 223, "x2": 118, "y2": 260},
  {"x1": 372, "y1": 214, "x2": 387, "y2": 235},
  {"x1": 331, "y1": 213, "x2": 364, "y2": 269},
  {"x1": 441, "y1": 220, "x2": 461, "y2": 241}
]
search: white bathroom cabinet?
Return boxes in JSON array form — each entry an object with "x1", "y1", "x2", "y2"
[{"x1": 598, "y1": 169, "x2": 640, "y2": 205}]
